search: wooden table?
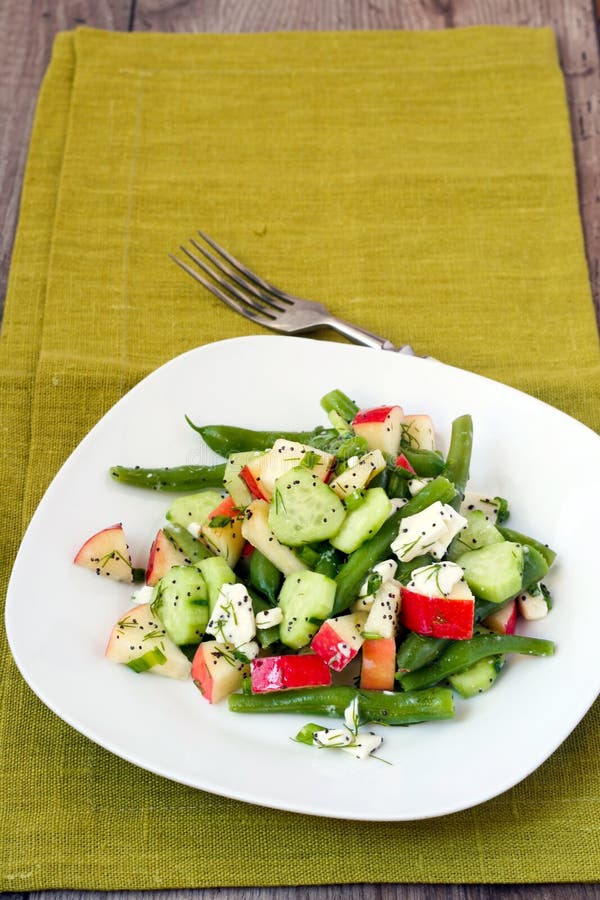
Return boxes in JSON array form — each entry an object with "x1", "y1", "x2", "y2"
[{"x1": 1, "y1": 2, "x2": 599, "y2": 899}]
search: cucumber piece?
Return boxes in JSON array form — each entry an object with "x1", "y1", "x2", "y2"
[
  {"x1": 279, "y1": 570, "x2": 336, "y2": 649},
  {"x1": 197, "y1": 556, "x2": 236, "y2": 611},
  {"x1": 448, "y1": 655, "x2": 505, "y2": 699},
  {"x1": 330, "y1": 488, "x2": 391, "y2": 554},
  {"x1": 521, "y1": 545, "x2": 550, "y2": 592},
  {"x1": 166, "y1": 490, "x2": 224, "y2": 530},
  {"x1": 457, "y1": 541, "x2": 524, "y2": 604},
  {"x1": 223, "y1": 450, "x2": 264, "y2": 507},
  {"x1": 446, "y1": 510, "x2": 505, "y2": 562},
  {"x1": 268, "y1": 466, "x2": 346, "y2": 546},
  {"x1": 151, "y1": 565, "x2": 209, "y2": 645},
  {"x1": 163, "y1": 524, "x2": 211, "y2": 563}
]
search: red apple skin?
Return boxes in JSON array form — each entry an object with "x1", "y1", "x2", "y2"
[
  {"x1": 483, "y1": 599, "x2": 517, "y2": 635},
  {"x1": 250, "y1": 654, "x2": 331, "y2": 693},
  {"x1": 311, "y1": 622, "x2": 361, "y2": 672},
  {"x1": 400, "y1": 588, "x2": 474, "y2": 640},
  {"x1": 353, "y1": 405, "x2": 397, "y2": 424},
  {"x1": 360, "y1": 637, "x2": 396, "y2": 691},
  {"x1": 395, "y1": 453, "x2": 416, "y2": 474},
  {"x1": 208, "y1": 495, "x2": 240, "y2": 520},
  {"x1": 191, "y1": 644, "x2": 215, "y2": 702},
  {"x1": 239, "y1": 465, "x2": 268, "y2": 501},
  {"x1": 146, "y1": 529, "x2": 186, "y2": 586},
  {"x1": 73, "y1": 523, "x2": 133, "y2": 582}
]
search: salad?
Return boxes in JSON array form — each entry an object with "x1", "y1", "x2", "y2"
[{"x1": 74, "y1": 390, "x2": 556, "y2": 761}]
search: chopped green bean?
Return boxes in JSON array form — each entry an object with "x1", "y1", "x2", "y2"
[{"x1": 110, "y1": 464, "x2": 226, "y2": 492}]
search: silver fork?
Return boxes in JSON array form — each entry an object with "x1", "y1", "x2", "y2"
[{"x1": 170, "y1": 231, "x2": 416, "y2": 354}]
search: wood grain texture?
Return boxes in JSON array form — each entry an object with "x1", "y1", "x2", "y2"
[
  {"x1": 0, "y1": 0, "x2": 131, "y2": 316},
  {"x1": 1, "y1": 2, "x2": 600, "y2": 899}
]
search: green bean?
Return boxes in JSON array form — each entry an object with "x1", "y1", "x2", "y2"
[
  {"x1": 399, "y1": 634, "x2": 555, "y2": 691},
  {"x1": 400, "y1": 448, "x2": 445, "y2": 477},
  {"x1": 110, "y1": 463, "x2": 226, "y2": 492},
  {"x1": 395, "y1": 633, "x2": 451, "y2": 678},
  {"x1": 246, "y1": 588, "x2": 281, "y2": 648},
  {"x1": 498, "y1": 526, "x2": 557, "y2": 566},
  {"x1": 333, "y1": 476, "x2": 456, "y2": 614},
  {"x1": 228, "y1": 685, "x2": 455, "y2": 725},
  {"x1": 441, "y1": 414, "x2": 473, "y2": 509},
  {"x1": 249, "y1": 550, "x2": 282, "y2": 604},
  {"x1": 320, "y1": 389, "x2": 359, "y2": 423}
]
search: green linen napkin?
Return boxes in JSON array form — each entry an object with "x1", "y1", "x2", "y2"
[{"x1": 1, "y1": 26, "x2": 599, "y2": 889}]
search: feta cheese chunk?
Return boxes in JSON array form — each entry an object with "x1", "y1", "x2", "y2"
[
  {"x1": 131, "y1": 584, "x2": 155, "y2": 605},
  {"x1": 206, "y1": 582, "x2": 256, "y2": 647},
  {"x1": 391, "y1": 502, "x2": 468, "y2": 562},
  {"x1": 255, "y1": 607, "x2": 283, "y2": 629},
  {"x1": 343, "y1": 732, "x2": 383, "y2": 760},
  {"x1": 187, "y1": 521, "x2": 202, "y2": 538},
  {"x1": 313, "y1": 727, "x2": 354, "y2": 748},
  {"x1": 359, "y1": 559, "x2": 398, "y2": 597},
  {"x1": 407, "y1": 561, "x2": 465, "y2": 597},
  {"x1": 407, "y1": 477, "x2": 432, "y2": 496}
]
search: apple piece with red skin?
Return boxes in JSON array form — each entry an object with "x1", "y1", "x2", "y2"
[
  {"x1": 310, "y1": 612, "x2": 368, "y2": 672},
  {"x1": 146, "y1": 528, "x2": 189, "y2": 586},
  {"x1": 400, "y1": 586, "x2": 475, "y2": 640},
  {"x1": 200, "y1": 495, "x2": 246, "y2": 568},
  {"x1": 239, "y1": 464, "x2": 267, "y2": 501},
  {"x1": 250, "y1": 653, "x2": 332, "y2": 693},
  {"x1": 483, "y1": 599, "x2": 517, "y2": 635},
  {"x1": 352, "y1": 405, "x2": 404, "y2": 456},
  {"x1": 74, "y1": 522, "x2": 133, "y2": 582},
  {"x1": 191, "y1": 640, "x2": 248, "y2": 703},
  {"x1": 360, "y1": 636, "x2": 396, "y2": 691}
]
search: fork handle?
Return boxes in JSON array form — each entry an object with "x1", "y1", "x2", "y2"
[{"x1": 324, "y1": 315, "x2": 416, "y2": 355}]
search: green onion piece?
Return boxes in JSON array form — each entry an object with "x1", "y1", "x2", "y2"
[{"x1": 320, "y1": 389, "x2": 359, "y2": 423}]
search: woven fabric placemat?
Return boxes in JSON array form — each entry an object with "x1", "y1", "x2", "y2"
[{"x1": 1, "y1": 26, "x2": 599, "y2": 888}]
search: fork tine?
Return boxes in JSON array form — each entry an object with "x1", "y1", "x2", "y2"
[
  {"x1": 198, "y1": 230, "x2": 297, "y2": 304},
  {"x1": 189, "y1": 238, "x2": 286, "y2": 314},
  {"x1": 169, "y1": 254, "x2": 269, "y2": 323},
  {"x1": 179, "y1": 246, "x2": 277, "y2": 319}
]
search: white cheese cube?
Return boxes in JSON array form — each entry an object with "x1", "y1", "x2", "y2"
[
  {"x1": 407, "y1": 477, "x2": 432, "y2": 496},
  {"x1": 391, "y1": 501, "x2": 449, "y2": 561},
  {"x1": 313, "y1": 728, "x2": 354, "y2": 748},
  {"x1": 407, "y1": 561, "x2": 465, "y2": 597},
  {"x1": 187, "y1": 521, "x2": 202, "y2": 538},
  {"x1": 131, "y1": 584, "x2": 155, "y2": 605},
  {"x1": 342, "y1": 733, "x2": 383, "y2": 760},
  {"x1": 359, "y1": 559, "x2": 398, "y2": 597},
  {"x1": 206, "y1": 582, "x2": 256, "y2": 647}
]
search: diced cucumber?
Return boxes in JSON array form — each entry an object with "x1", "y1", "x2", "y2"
[
  {"x1": 520, "y1": 545, "x2": 550, "y2": 592},
  {"x1": 224, "y1": 451, "x2": 264, "y2": 507},
  {"x1": 163, "y1": 524, "x2": 211, "y2": 563},
  {"x1": 268, "y1": 466, "x2": 346, "y2": 546},
  {"x1": 330, "y1": 488, "x2": 391, "y2": 554},
  {"x1": 456, "y1": 541, "x2": 524, "y2": 604},
  {"x1": 151, "y1": 565, "x2": 209, "y2": 645},
  {"x1": 197, "y1": 556, "x2": 236, "y2": 612},
  {"x1": 279, "y1": 570, "x2": 336, "y2": 649},
  {"x1": 166, "y1": 490, "x2": 224, "y2": 530},
  {"x1": 448, "y1": 655, "x2": 505, "y2": 699},
  {"x1": 446, "y1": 510, "x2": 505, "y2": 562}
]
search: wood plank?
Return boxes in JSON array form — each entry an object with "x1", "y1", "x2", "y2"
[
  {"x1": 26, "y1": 883, "x2": 600, "y2": 899},
  {"x1": 0, "y1": 0, "x2": 132, "y2": 317}
]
